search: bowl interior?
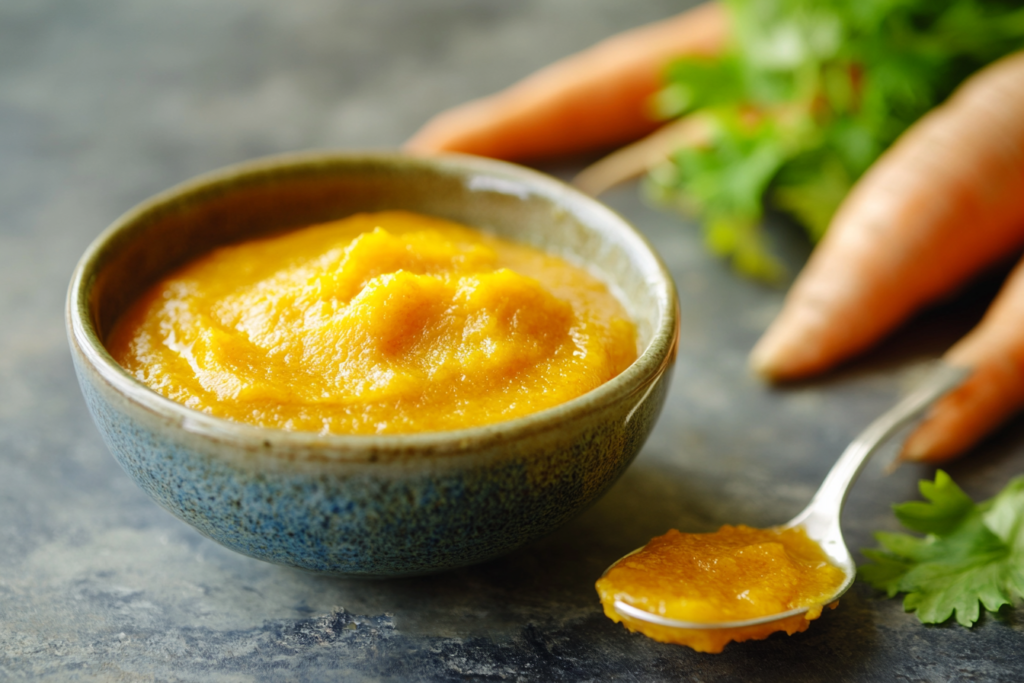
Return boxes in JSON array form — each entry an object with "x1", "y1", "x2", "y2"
[{"x1": 83, "y1": 154, "x2": 668, "y2": 356}]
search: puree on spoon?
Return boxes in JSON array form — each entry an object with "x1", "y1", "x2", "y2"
[
  {"x1": 108, "y1": 210, "x2": 637, "y2": 435},
  {"x1": 595, "y1": 525, "x2": 846, "y2": 653}
]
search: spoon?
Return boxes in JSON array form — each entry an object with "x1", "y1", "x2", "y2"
[{"x1": 610, "y1": 362, "x2": 970, "y2": 632}]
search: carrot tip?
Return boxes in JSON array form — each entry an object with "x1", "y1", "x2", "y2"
[
  {"x1": 748, "y1": 331, "x2": 791, "y2": 380},
  {"x1": 748, "y1": 347, "x2": 771, "y2": 378},
  {"x1": 898, "y1": 422, "x2": 947, "y2": 464},
  {"x1": 897, "y1": 444, "x2": 929, "y2": 464},
  {"x1": 882, "y1": 452, "x2": 905, "y2": 475}
]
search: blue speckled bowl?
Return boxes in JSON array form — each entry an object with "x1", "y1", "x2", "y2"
[{"x1": 66, "y1": 152, "x2": 678, "y2": 577}]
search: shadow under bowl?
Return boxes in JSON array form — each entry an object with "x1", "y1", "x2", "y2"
[{"x1": 66, "y1": 152, "x2": 678, "y2": 577}]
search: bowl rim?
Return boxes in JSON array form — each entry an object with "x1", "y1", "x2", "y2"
[{"x1": 67, "y1": 150, "x2": 678, "y2": 459}]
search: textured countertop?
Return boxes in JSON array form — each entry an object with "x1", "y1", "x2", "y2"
[{"x1": 2, "y1": 1, "x2": 1022, "y2": 680}]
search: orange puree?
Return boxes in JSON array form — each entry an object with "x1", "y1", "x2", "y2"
[
  {"x1": 595, "y1": 525, "x2": 846, "y2": 653},
  {"x1": 108, "y1": 211, "x2": 637, "y2": 434}
]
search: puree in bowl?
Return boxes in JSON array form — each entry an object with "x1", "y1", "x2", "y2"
[
  {"x1": 595, "y1": 525, "x2": 846, "y2": 653},
  {"x1": 107, "y1": 210, "x2": 637, "y2": 434}
]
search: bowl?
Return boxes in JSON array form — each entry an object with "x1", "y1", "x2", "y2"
[{"x1": 66, "y1": 152, "x2": 678, "y2": 577}]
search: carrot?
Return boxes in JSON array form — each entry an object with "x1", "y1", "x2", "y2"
[
  {"x1": 900, "y1": 255, "x2": 1024, "y2": 463},
  {"x1": 403, "y1": 2, "x2": 728, "y2": 162},
  {"x1": 749, "y1": 50, "x2": 1024, "y2": 384},
  {"x1": 572, "y1": 113, "x2": 712, "y2": 196}
]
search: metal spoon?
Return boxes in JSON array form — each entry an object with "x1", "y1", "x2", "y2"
[{"x1": 610, "y1": 362, "x2": 970, "y2": 632}]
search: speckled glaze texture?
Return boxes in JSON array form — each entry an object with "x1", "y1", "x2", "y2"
[{"x1": 67, "y1": 153, "x2": 677, "y2": 577}]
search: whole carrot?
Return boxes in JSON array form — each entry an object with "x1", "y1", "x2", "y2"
[
  {"x1": 404, "y1": 2, "x2": 727, "y2": 162},
  {"x1": 750, "y1": 51, "x2": 1024, "y2": 384},
  {"x1": 901, "y1": 256, "x2": 1024, "y2": 463}
]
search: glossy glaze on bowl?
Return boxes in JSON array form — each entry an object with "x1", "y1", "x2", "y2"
[{"x1": 67, "y1": 152, "x2": 678, "y2": 577}]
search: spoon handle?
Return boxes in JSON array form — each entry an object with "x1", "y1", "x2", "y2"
[{"x1": 791, "y1": 362, "x2": 971, "y2": 533}]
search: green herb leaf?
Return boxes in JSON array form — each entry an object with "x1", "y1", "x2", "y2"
[
  {"x1": 651, "y1": 0, "x2": 1024, "y2": 282},
  {"x1": 859, "y1": 471, "x2": 1024, "y2": 627},
  {"x1": 894, "y1": 469, "x2": 975, "y2": 535}
]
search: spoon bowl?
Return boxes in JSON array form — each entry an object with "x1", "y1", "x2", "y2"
[{"x1": 607, "y1": 362, "x2": 970, "y2": 632}]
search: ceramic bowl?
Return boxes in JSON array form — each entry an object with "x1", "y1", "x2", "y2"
[{"x1": 66, "y1": 152, "x2": 678, "y2": 577}]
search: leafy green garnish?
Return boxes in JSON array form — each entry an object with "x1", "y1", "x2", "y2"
[
  {"x1": 859, "y1": 470, "x2": 1024, "y2": 627},
  {"x1": 650, "y1": 0, "x2": 1024, "y2": 281}
]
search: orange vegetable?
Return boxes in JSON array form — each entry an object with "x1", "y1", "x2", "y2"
[
  {"x1": 403, "y1": 2, "x2": 727, "y2": 162},
  {"x1": 901, "y1": 257, "x2": 1024, "y2": 463},
  {"x1": 572, "y1": 113, "x2": 712, "y2": 197},
  {"x1": 750, "y1": 51, "x2": 1024, "y2": 385}
]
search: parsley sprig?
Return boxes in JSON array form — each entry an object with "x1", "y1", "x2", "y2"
[
  {"x1": 649, "y1": 0, "x2": 1024, "y2": 282},
  {"x1": 860, "y1": 470, "x2": 1024, "y2": 627}
]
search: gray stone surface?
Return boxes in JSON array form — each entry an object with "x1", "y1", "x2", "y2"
[{"x1": 2, "y1": 0, "x2": 1022, "y2": 680}]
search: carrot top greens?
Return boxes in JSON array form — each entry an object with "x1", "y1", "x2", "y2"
[
  {"x1": 650, "y1": 0, "x2": 1024, "y2": 282},
  {"x1": 859, "y1": 471, "x2": 1024, "y2": 626}
]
